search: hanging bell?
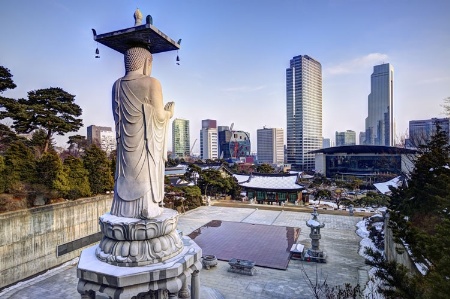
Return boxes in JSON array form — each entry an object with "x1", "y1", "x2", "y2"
[
  {"x1": 95, "y1": 48, "x2": 100, "y2": 58},
  {"x1": 176, "y1": 54, "x2": 180, "y2": 65}
]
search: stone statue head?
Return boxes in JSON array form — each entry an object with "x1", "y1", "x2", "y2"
[{"x1": 124, "y1": 47, "x2": 153, "y2": 75}]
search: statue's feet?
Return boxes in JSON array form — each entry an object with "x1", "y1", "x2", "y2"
[{"x1": 141, "y1": 207, "x2": 163, "y2": 219}]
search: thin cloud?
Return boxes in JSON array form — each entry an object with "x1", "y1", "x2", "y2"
[
  {"x1": 326, "y1": 53, "x2": 389, "y2": 75},
  {"x1": 222, "y1": 85, "x2": 266, "y2": 92},
  {"x1": 418, "y1": 76, "x2": 450, "y2": 84}
]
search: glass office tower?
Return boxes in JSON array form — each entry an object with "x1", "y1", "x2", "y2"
[
  {"x1": 286, "y1": 55, "x2": 322, "y2": 171},
  {"x1": 365, "y1": 63, "x2": 394, "y2": 146}
]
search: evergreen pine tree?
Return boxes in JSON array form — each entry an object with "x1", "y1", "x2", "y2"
[
  {"x1": 63, "y1": 155, "x2": 91, "y2": 199},
  {"x1": 36, "y1": 151, "x2": 69, "y2": 196},
  {"x1": 3, "y1": 141, "x2": 37, "y2": 192},
  {"x1": 369, "y1": 123, "x2": 450, "y2": 298},
  {"x1": 83, "y1": 145, "x2": 114, "y2": 195}
]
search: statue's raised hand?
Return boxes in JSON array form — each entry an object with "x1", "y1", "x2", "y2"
[{"x1": 164, "y1": 102, "x2": 175, "y2": 118}]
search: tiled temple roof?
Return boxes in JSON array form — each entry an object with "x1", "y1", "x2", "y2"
[{"x1": 236, "y1": 173, "x2": 304, "y2": 190}]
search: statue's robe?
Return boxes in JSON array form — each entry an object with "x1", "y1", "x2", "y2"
[{"x1": 110, "y1": 75, "x2": 169, "y2": 219}]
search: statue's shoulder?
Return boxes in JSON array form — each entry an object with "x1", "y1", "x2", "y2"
[
  {"x1": 148, "y1": 77, "x2": 161, "y2": 84},
  {"x1": 148, "y1": 77, "x2": 162, "y2": 89}
]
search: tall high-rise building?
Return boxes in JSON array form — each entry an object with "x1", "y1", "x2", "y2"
[
  {"x1": 335, "y1": 130, "x2": 356, "y2": 146},
  {"x1": 257, "y1": 128, "x2": 284, "y2": 164},
  {"x1": 407, "y1": 117, "x2": 450, "y2": 147},
  {"x1": 87, "y1": 125, "x2": 115, "y2": 154},
  {"x1": 286, "y1": 55, "x2": 322, "y2": 170},
  {"x1": 364, "y1": 63, "x2": 394, "y2": 146},
  {"x1": 172, "y1": 118, "x2": 190, "y2": 158},
  {"x1": 200, "y1": 119, "x2": 218, "y2": 160}
]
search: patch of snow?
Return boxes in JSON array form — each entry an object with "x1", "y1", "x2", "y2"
[
  {"x1": 401, "y1": 240, "x2": 430, "y2": 275},
  {"x1": 306, "y1": 219, "x2": 320, "y2": 226},
  {"x1": 356, "y1": 219, "x2": 386, "y2": 297},
  {"x1": 356, "y1": 219, "x2": 369, "y2": 239},
  {"x1": 370, "y1": 214, "x2": 384, "y2": 219},
  {"x1": 415, "y1": 262, "x2": 429, "y2": 276},
  {"x1": 375, "y1": 207, "x2": 387, "y2": 214},
  {"x1": 309, "y1": 200, "x2": 338, "y2": 209},
  {"x1": 372, "y1": 222, "x2": 384, "y2": 231},
  {"x1": 364, "y1": 268, "x2": 384, "y2": 299}
]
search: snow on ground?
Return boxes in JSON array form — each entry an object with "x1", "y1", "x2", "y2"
[
  {"x1": 402, "y1": 241, "x2": 429, "y2": 275},
  {"x1": 356, "y1": 216, "x2": 385, "y2": 299},
  {"x1": 308, "y1": 199, "x2": 380, "y2": 213},
  {"x1": 308, "y1": 199, "x2": 338, "y2": 209}
]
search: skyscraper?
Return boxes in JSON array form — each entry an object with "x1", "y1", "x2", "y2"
[
  {"x1": 365, "y1": 63, "x2": 394, "y2": 146},
  {"x1": 200, "y1": 119, "x2": 218, "y2": 160},
  {"x1": 335, "y1": 130, "x2": 356, "y2": 146},
  {"x1": 407, "y1": 117, "x2": 450, "y2": 147},
  {"x1": 172, "y1": 118, "x2": 190, "y2": 158},
  {"x1": 257, "y1": 127, "x2": 284, "y2": 164},
  {"x1": 286, "y1": 55, "x2": 322, "y2": 171}
]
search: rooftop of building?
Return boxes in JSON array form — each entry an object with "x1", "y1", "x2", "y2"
[
  {"x1": 310, "y1": 145, "x2": 417, "y2": 155},
  {"x1": 236, "y1": 172, "x2": 304, "y2": 191}
]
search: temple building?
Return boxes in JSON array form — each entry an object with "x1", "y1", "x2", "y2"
[{"x1": 235, "y1": 173, "x2": 305, "y2": 205}]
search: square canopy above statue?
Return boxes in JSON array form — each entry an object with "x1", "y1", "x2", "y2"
[{"x1": 94, "y1": 24, "x2": 180, "y2": 54}]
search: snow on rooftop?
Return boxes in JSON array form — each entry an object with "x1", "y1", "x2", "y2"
[
  {"x1": 233, "y1": 174, "x2": 250, "y2": 183},
  {"x1": 239, "y1": 174, "x2": 303, "y2": 190},
  {"x1": 373, "y1": 176, "x2": 403, "y2": 195}
]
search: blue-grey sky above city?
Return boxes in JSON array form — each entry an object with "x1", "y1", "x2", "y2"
[{"x1": 1, "y1": 0, "x2": 449, "y2": 153}]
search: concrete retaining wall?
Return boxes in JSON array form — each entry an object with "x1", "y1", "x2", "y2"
[
  {"x1": 0, "y1": 195, "x2": 113, "y2": 289},
  {"x1": 384, "y1": 217, "x2": 420, "y2": 275}
]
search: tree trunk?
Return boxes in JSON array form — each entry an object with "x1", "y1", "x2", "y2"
[{"x1": 44, "y1": 129, "x2": 52, "y2": 153}]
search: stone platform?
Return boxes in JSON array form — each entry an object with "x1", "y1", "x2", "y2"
[
  {"x1": 77, "y1": 237, "x2": 202, "y2": 299},
  {"x1": 1, "y1": 206, "x2": 369, "y2": 299}
]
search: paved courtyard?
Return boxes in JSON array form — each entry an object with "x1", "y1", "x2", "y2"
[{"x1": 0, "y1": 206, "x2": 369, "y2": 299}]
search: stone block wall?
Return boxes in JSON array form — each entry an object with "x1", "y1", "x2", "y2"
[
  {"x1": 0, "y1": 195, "x2": 113, "y2": 289},
  {"x1": 384, "y1": 217, "x2": 420, "y2": 275}
]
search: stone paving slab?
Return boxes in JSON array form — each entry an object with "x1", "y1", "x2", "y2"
[{"x1": 1, "y1": 206, "x2": 368, "y2": 299}]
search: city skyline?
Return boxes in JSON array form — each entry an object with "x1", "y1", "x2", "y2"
[{"x1": 1, "y1": 1, "x2": 449, "y2": 152}]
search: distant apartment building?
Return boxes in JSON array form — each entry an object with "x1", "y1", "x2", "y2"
[
  {"x1": 286, "y1": 55, "x2": 323, "y2": 171},
  {"x1": 218, "y1": 126, "x2": 231, "y2": 158},
  {"x1": 407, "y1": 117, "x2": 450, "y2": 147},
  {"x1": 364, "y1": 63, "x2": 394, "y2": 146},
  {"x1": 322, "y1": 138, "x2": 331, "y2": 149},
  {"x1": 172, "y1": 118, "x2": 190, "y2": 158},
  {"x1": 335, "y1": 130, "x2": 356, "y2": 146},
  {"x1": 359, "y1": 132, "x2": 366, "y2": 145},
  {"x1": 87, "y1": 125, "x2": 115, "y2": 154},
  {"x1": 257, "y1": 127, "x2": 284, "y2": 164},
  {"x1": 218, "y1": 128, "x2": 251, "y2": 160},
  {"x1": 200, "y1": 119, "x2": 218, "y2": 160}
]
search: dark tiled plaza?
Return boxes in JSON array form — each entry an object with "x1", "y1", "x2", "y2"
[{"x1": 189, "y1": 220, "x2": 299, "y2": 270}]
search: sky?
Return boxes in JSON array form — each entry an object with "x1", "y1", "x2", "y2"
[{"x1": 1, "y1": 0, "x2": 449, "y2": 153}]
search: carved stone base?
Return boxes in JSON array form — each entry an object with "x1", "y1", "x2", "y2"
[
  {"x1": 96, "y1": 209, "x2": 183, "y2": 266},
  {"x1": 99, "y1": 209, "x2": 180, "y2": 241},
  {"x1": 77, "y1": 237, "x2": 202, "y2": 299},
  {"x1": 96, "y1": 230, "x2": 183, "y2": 266}
]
